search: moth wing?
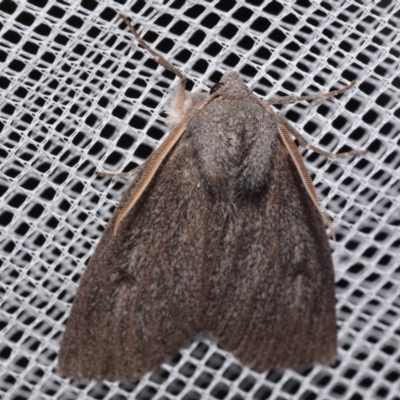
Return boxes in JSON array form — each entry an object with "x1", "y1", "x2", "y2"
[
  {"x1": 59, "y1": 135, "x2": 214, "y2": 381},
  {"x1": 209, "y1": 143, "x2": 336, "y2": 370}
]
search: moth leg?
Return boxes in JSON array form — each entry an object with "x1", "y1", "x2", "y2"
[
  {"x1": 94, "y1": 161, "x2": 147, "y2": 179},
  {"x1": 277, "y1": 116, "x2": 367, "y2": 159},
  {"x1": 266, "y1": 81, "x2": 356, "y2": 105},
  {"x1": 94, "y1": 168, "x2": 139, "y2": 179},
  {"x1": 119, "y1": 14, "x2": 186, "y2": 114}
]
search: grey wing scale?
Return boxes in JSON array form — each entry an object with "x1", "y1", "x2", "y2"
[
  {"x1": 210, "y1": 144, "x2": 336, "y2": 370},
  {"x1": 59, "y1": 135, "x2": 219, "y2": 380}
]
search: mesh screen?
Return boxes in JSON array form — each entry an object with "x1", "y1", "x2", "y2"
[{"x1": 1, "y1": 0, "x2": 399, "y2": 399}]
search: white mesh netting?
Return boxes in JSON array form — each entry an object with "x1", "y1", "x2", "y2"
[{"x1": 1, "y1": 0, "x2": 399, "y2": 399}]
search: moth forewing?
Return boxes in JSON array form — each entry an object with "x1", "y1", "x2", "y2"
[{"x1": 113, "y1": 92, "x2": 221, "y2": 235}]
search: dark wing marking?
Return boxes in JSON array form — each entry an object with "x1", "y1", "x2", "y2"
[
  {"x1": 58, "y1": 134, "x2": 220, "y2": 381},
  {"x1": 210, "y1": 143, "x2": 336, "y2": 370}
]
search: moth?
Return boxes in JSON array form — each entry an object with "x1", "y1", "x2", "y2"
[{"x1": 58, "y1": 14, "x2": 366, "y2": 381}]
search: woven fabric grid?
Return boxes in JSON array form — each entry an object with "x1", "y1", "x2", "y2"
[{"x1": 0, "y1": 0, "x2": 399, "y2": 399}]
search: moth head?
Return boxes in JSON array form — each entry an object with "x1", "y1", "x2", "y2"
[{"x1": 210, "y1": 72, "x2": 252, "y2": 98}]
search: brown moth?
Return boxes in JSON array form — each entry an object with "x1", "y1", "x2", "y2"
[{"x1": 58, "y1": 14, "x2": 366, "y2": 381}]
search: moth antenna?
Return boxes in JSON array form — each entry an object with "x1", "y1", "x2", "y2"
[
  {"x1": 113, "y1": 93, "x2": 221, "y2": 235},
  {"x1": 118, "y1": 14, "x2": 186, "y2": 82},
  {"x1": 118, "y1": 13, "x2": 188, "y2": 117},
  {"x1": 276, "y1": 124, "x2": 336, "y2": 241},
  {"x1": 266, "y1": 80, "x2": 356, "y2": 106}
]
